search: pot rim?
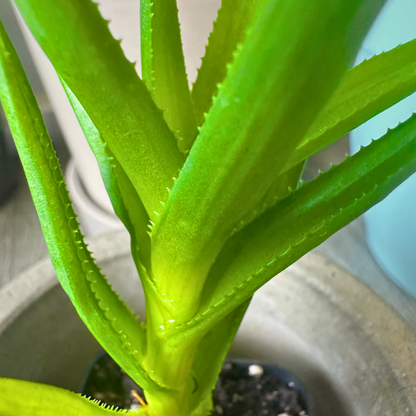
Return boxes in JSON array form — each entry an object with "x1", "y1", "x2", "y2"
[
  {"x1": 0, "y1": 230, "x2": 130, "y2": 334},
  {"x1": 1, "y1": 231, "x2": 416, "y2": 415}
]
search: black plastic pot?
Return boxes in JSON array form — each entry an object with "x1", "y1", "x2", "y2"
[
  {"x1": 81, "y1": 353, "x2": 311, "y2": 415},
  {"x1": 1, "y1": 232, "x2": 416, "y2": 415}
]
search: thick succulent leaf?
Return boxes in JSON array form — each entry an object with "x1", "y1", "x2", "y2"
[
  {"x1": 62, "y1": 80, "x2": 151, "y2": 270},
  {"x1": 13, "y1": 0, "x2": 184, "y2": 221},
  {"x1": 258, "y1": 38, "x2": 416, "y2": 211},
  {"x1": 237, "y1": 162, "x2": 305, "y2": 235},
  {"x1": 141, "y1": 0, "x2": 197, "y2": 152},
  {"x1": 168, "y1": 113, "x2": 416, "y2": 342},
  {"x1": 286, "y1": 37, "x2": 416, "y2": 171},
  {"x1": 191, "y1": 0, "x2": 267, "y2": 128},
  {"x1": 151, "y1": 0, "x2": 387, "y2": 323},
  {"x1": 0, "y1": 378, "x2": 147, "y2": 415},
  {"x1": 192, "y1": 0, "x2": 302, "y2": 214},
  {"x1": 187, "y1": 300, "x2": 250, "y2": 416},
  {"x1": 0, "y1": 21, "x2": 159, "y2": 391},
  {"x1": 192, "y1": 0, "x2": 303, "y2": 220}
]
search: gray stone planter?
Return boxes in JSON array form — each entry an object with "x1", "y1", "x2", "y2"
[{"x1": 1, "y1": 231, "x2": 415, "y2": 415}]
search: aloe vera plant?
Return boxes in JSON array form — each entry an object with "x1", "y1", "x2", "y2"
[{"x1": 1, "y1": 0, "x2": 416, "y2": 414}]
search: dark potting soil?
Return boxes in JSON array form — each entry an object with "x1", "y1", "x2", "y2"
[
  {"x1": 212, "y1": 361, "x2": 308, "y2": 416},
  {"x1": 82, "y1": 354, "x2": 309, "y2": 416}
]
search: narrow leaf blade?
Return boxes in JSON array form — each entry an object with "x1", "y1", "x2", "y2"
[
  {"x1": 0, "y1": 21, "x2": 157, "y2": 390},
  {"x1": 141, "y1": 0, "x2": 197, "y2": 152},
  {"x1": 0, "y1": 378, "x2": 146, "y2": 415},
  {"x1": 62, "y1": 80, "x2": 151, "y2": 270},
  {"x1": 187, "y1": 300, "x2": 250, "y2": 415},
  {"x1": 172, "y1": 113, "x2": 416, "y2": 342},
  {"x1": 238, "y1": 162, "x2": 305, "y2": 235},
  {"x1": 151, "y1": 0, "x2": 387, "y2": 322},
  {"x1": 287, "y1": 38, "x2": 416, "y2": 170},
  {"x1": 191, "y1": 0, "x2": 266, "y2": 128},
  {"x1": 13, "y1": 0, "x2": 184, "y2": 220}
]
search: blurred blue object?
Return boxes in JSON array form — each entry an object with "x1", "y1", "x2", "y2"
[{"x1": 350, "y1": 0, "x2": 416, "y2": 297}]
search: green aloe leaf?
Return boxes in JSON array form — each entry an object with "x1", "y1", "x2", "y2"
[
  {"x1": 151, "y1": 0, "x2": 387, "y2": 323},
  {"x1": 192, "y1": 0, "x2": 305, "y2": 219},
  {"x1": 192, "y1": 0, "x2": 304, "y2": 210},
  {"x1": 238, "y1": 162, "x2": 306, "y2": 235},
  {"x1": 286, "y1": 37, "x2": 416, "y2": 171},
  {"x1": 249, "y1": 33, "x2": 416, "y2": 222},
  {"x1": 171, "y1": 113, "x2": 416, "y2": 342},
  {"x1": 0, "y1": 20, "x2": 159, "y2": 391},
  {"x1": 141, "y1": 0, "x2": 197, "y2": 152},
  {"x1": 187, "y1": 300, "x2": 251, "y2": 416},
  {"x1": 191, "y1": 0, "x2": 266, "y2": 128},
  {"x1": 62, "y1": 80, "x2": 151, "y2": 271},
  {"x1": 13, "y1": 0, "x2": 184, "y2": 221},
  {"x1": 0, "y1": 378, "x2": 147, "y2": 415}
]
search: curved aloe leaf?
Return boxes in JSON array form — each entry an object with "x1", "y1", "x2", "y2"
[
  {"x1": 141, "y1": 0, "x2": 197, "y2": 152},
  {"x1": 191, "y1": 0, "x2": 267, "y2": 128},
  {"x1": 0, "y1": 378, "x2": 147, "y2": 415},
  {"x1": 13, "y1": 0, "x2": 184, "y2": 221},
  {"x1": 251, "y1": 35, "x2": 416, "y2": 221},
  {"x1": 191, "y1": 0, "x2": 304, "y2": 210},
  {"x1": 169, "y1": 113, "x2": 416, "y2": 343},
  {"x1": 0, "y1": 21, "x2": 160, "y2": 391},
  {"x1": 62, "y1": 80, "x2": 151, "y2": 271},
  {"x1": 237, "y1": 162, "x2": 305, "y2": 236},
  {"x1": 192, "y1": 0, "x2": 304, "y2": 219},
  {"x1": 286, "y1": 37, "x2": 416, "y2": 171},
  {"x1": 187, "y1": 300, "x2": 250, "y2": 416},
  {"x1": 150, "y1": 0, "x2": 387, "y2": 323}
]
